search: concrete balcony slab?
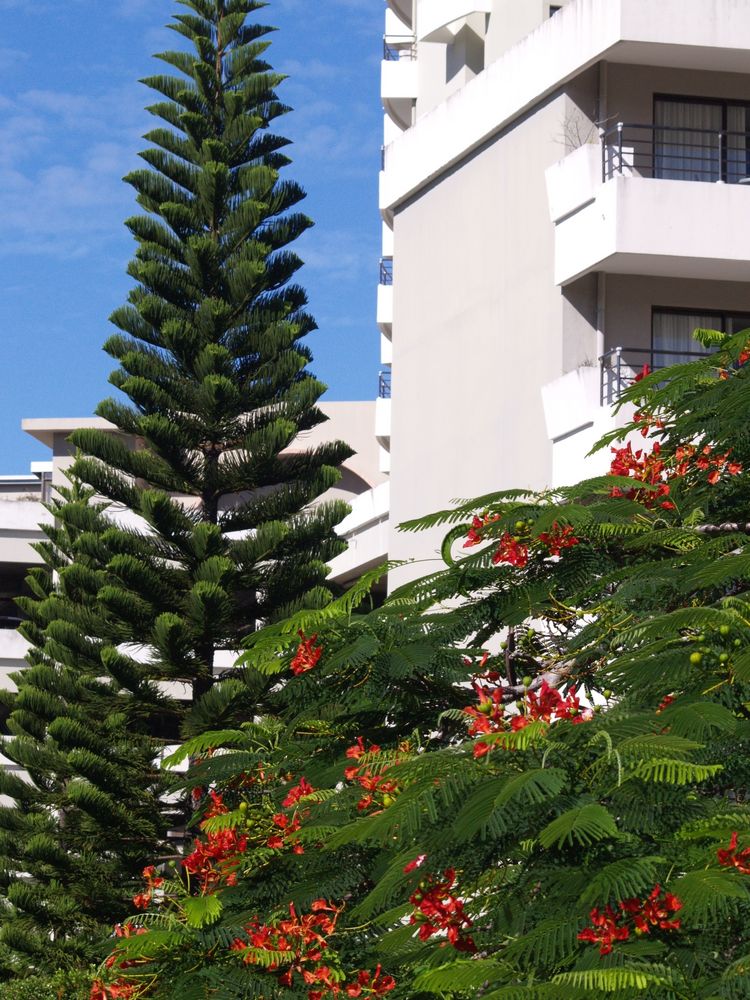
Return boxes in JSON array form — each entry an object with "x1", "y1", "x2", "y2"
[
  {"x1": 554, "y1": 175, "x2": 750, "y2": 286},
  {"x1": 377, "y1": 283, "x2": 393, "y2": 334}
]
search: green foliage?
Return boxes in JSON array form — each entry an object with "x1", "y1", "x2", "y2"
[
  {"x1": 0, "y1": 967, "x2": 95, "y2": 1000},
  {"x1": 91, "y1": 329, "x2": 750, "y2": 998}
]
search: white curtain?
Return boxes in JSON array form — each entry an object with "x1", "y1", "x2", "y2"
[
  {"x1": 655, "y1": 100, "x2": 721, "y2": 182},
  {"x1": 727, "y1": 105, "x2": 750, "y2": 183},
  {"x1": 652, "y1": 311, "x2": 718, "y2": 369}
]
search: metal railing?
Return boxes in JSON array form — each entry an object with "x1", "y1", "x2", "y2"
[
  {"x1": 379, "y1": 257, "x2": 393, "y2": 285},
  {"x1": 599, "y1": 346, "x2": 715, "y2": 405},
  {"x1": 383, "y1": 36, "x2": 417, "y2": 60},
  {"x1": 601, "y1": 122, "x2": 750, "y2": 184},
  {"x1": 378, "y1": 369, "x2": 392, "y2": 399}
]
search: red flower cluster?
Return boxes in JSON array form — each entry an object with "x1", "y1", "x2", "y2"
[
  {"x1": 577, "y1": 905, "x2": 629, "y2": 955},
  {"x1": 464, "y1": 681, "x2": 505, "y2": 737},
  {"x1": 267, "y1": 811, "x2": 304, "y2": 853},
  {"x1": 463, "y1": 512, "x2": 581, "y2": 568},
  {"x1": 492, "y1": 532, "x2": 529, "y2": 568},
  {"x1": 182, "y1": 792, "x2": 248, "y2": 892},
  {"x1": 291, "y1": 631, "x2": 324, "y2": 675},
  {"x1": 463, "y1": 512, "x2": 500, "y2": 548},
  {"x1": 526, "y1": 679, "x2": 588, "y2": 724},
  {"x1": 406, "y1": 865, "x2": 476, "y2": 953},
  {"x1": 90, "y1": 982, "x2": 136, "y2": 1000},
  {"x1": 610, "y1": 438, "x2": 742, "y2": 511},
  {"x1": 132, "y1": 864, "x2": 164, "y2": 911},
  {"x1": 537, "y1": 522, "x2": 580, "y2": 557},
  {"x1": 97, "y1": 920, "x2": 151, "y2": 996},
  {"x1": 609, "y1": 441, "x2": 675, "y2": 510},
  {"x1": 656, "y1": 693, "x2": 675, "y2": 714},
  {"x1": 469, "y1": 680, "x2": 592, "y2": 759},
  {"x1": 230, "y1": 900, "x2": 342, "y2": 998},
  {"x1": 578, "y1": 885, "x2": 682, "y2": 955},
  {"x1": 283, "y1": 776, "x2": 316, "y2": 808},
  {"x1": 344, "y1": 738, "x2": 402, "y2": 812},
  {"x1": 344, "y1": 967, "x2": 396, "y2": 997},
  {"x1": 674, "y1": 443, "x2": 742, "y2": 485},
  {"x1": 717, "y1": 831, "x2": 750, "y2": 874}
]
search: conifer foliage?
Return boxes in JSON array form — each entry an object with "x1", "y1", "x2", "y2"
[
  {"x1": 0, "y1": 0, "x2": 351, "y2": 975},
  {"x1": 97, "y1": 328, "x2": 750, "y2": 999}
]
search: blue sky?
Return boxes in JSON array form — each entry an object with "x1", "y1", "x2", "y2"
[{"x1": 0, "y1": 0, "x2": 384, "y2": 471}]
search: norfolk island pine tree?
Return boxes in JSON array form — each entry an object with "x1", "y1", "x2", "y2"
[{"x1": 0, "y1": 0, "x2": 354, "y2": 976}]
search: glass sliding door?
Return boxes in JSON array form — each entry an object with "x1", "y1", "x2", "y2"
[
  {"x1": 727, "y1": 105, "x2": 750, "y2": 184},
  {"x1": 654, "y1": 99, "x2": 722, "y2": 182},
  {"x1": 652, "y1": 310, "x2": 718, "y2": 369}
]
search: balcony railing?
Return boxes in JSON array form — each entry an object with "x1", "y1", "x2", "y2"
[
  {"x1": 378, "y1": 369, "x2": 392, "y2": 398},
  {"x1": 599, "y1": 346, "x2": 715, "y2": 405},
  {"x1": 383, "y1": 36, "x2": 417, "y2": 60},
  {"x1": 601, "y1": 122, "x2": 750, "y2": 184},
  {"x1": 379, "y1": 257, "x2": 393, "y2": 285}
]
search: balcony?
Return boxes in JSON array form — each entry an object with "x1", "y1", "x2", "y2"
[
  {"x1": 416, "y1": 0, "x2": 492, "y2": 42},
  {"x1": 376, "y1": 370, "x2": 391, "y2": 469},
  {"x1": 327, "y1": 482, "x2": 390, "y2": 584},
  {"x1": 0, "y1": 629, "x2": 29, "y2": 692},
  {"x1": 599, "y1": 346, "x2": 715, "y2": 405},
  {"x1": 377, "y1": 256, "x2": 393, "y2": 334},
  {"x1": 0, "y1": 498, "x2": 51, "y2": 566},
  {"x1": 381, "y1": 36, "x2": 417, "y2": 130},
  {"x1": 548, "y1": 123, "x2": 750, "y2": 286}
]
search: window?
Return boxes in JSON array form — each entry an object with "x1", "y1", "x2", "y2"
[
  {"x1": 549, "y1": 5, "x2": 562, "y2": 15},
  {"x1": 652, "y1": 308, "x2": 750, "y2": 368},
  {"x1": 654, "y1": 96, "x2": 750, "y2": 183}
]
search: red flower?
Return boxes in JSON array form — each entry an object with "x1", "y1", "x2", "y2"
[
  {"x1": 132, "y1": 864, "x2": 164, "y2": 909},
  {"x1": 463, "y1": 512, "x2": 499, "y2": 548},
  {"x1": 718, "y1": 831, "x2": 750, "y2": 874},
  {"x1": 282, "y1": 777, "x2": 316, "y2": 808},
  {"x1": 404, "y1": 854, "x2": 427, "y2": 873},
  {"x1": 473, "y1": 741, "x2": 492, "y2": 759},
  {"x1": 492, "y1": 532, "x2": 529, "y2": 568},
  {"x1": 344, "y1": 740, "x2": 402, "y2": 812},
  {"x1": 291, "y1": 631, "x2": 323, "y2": 675},
  {"x1": 90, "y1": 982, "x2": 136, "y2": 1000},
  {"x1": 620, "y1": 885, "x2": 682, "y2": 934},
  {"x1": 537, "y1": 522, "x2": 580, "y2": 557},
  {"x1": 408, "y1": 868, "x2": 476, "y2": 953},
  {"x1": 656, "y1": 693, "x2": 675, "y2": 714},
  {"x1": 580, "y1": 887, "x2": 682, "y2": 956},
  {"x1": 634, "y1": 363, "x2": 651, "y2": 382},
  {"x1": 578, "y1": 905, "x2": 629, "y2": 955},
  {"x1": 345, "y1": 966, "x2": 397, "y2": 996},
  {"x1": 183, "y1": 822, "x2": 248, "y2": 892}
]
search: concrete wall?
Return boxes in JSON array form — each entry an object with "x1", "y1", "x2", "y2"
[
  {"x1": 485, "y1": 0, "x2": 573, "y2": 65},
  {"x1": 302, "y1": 401, "x2": 387, "y2": 505},
  {"x1": 388, "y1": 95, "x2": 569, "y2": 584}
]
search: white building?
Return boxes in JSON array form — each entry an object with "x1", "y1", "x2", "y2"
[{"x1": 362, "y1": 0, "x2": 750, "y2": 587}]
